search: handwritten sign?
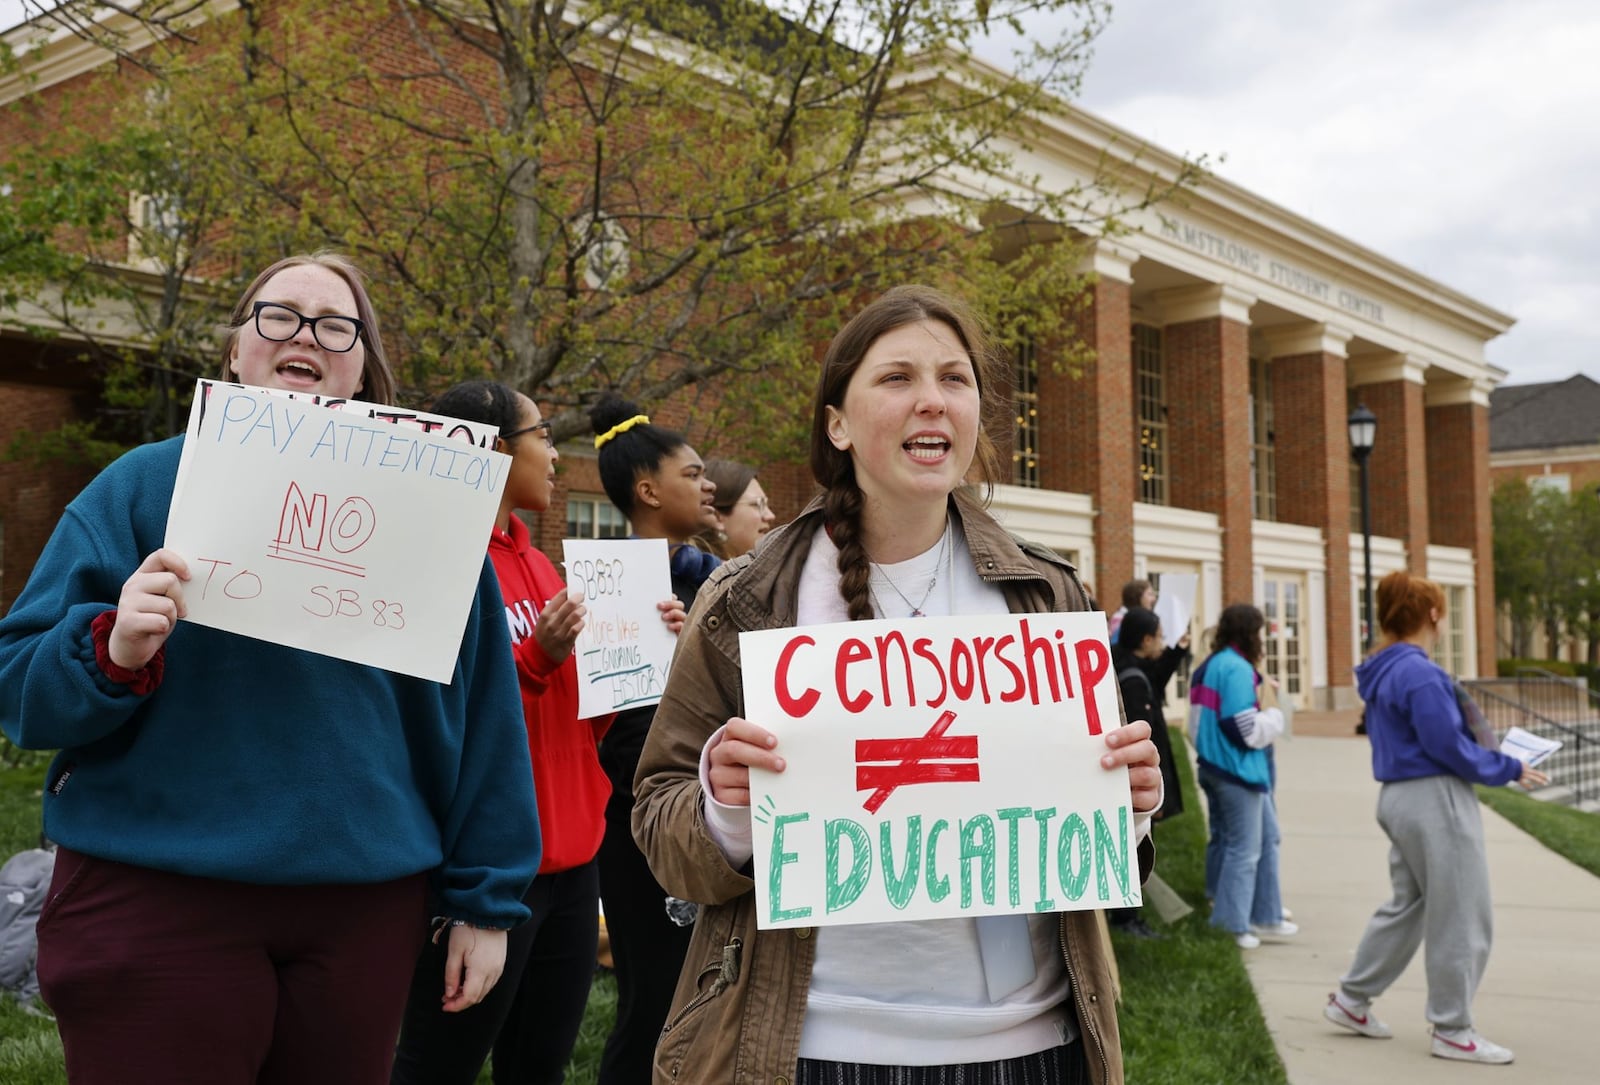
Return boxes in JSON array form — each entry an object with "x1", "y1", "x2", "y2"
[
  {"x1": 740, "y1": 611, "x2": 1139, "y2": 930},
  {"x1": 562, "y1": 537, "x2": 676, "y2": 719},
  {"x1": 164, "y1": 380, "x2": 508, "y2": 683}
]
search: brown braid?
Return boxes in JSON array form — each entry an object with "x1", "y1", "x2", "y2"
[{"x1": 824, "y1": 482, "x2": 875, "y2": 621}]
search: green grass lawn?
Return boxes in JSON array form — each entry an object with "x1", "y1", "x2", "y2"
[
  {"x1": 1113, "y1": 733, "x2": 1288, "y2": 1085},
  {"x1": 0, "y1": 736, "x2": 1289, "y2": 1084},
  {"x1": 1477, "y1": 783, "x2": 1600, "y2": 877}
]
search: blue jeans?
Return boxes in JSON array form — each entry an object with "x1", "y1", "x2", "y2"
[{"x1": 1198, "y1": 764, "x2": 1283, "y2": 933}]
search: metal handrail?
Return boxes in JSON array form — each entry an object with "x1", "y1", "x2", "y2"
[
  {"x1": 1463, "y1": 679, "x2": 1597, "y2": 807},
  {"x1": 1514, "y1": 665, "x2": 1600, "y2": 713}
]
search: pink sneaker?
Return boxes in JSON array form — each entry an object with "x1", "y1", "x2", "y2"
[
  {"x1": 1431, "y1": 1028, "x2": 1513, "y2": 1064},
  {"x1": 1323, "y1": 993, "x2": 1392, "y2": 1039}
]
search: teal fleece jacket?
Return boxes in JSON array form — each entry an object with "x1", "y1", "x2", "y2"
[{"x1": 0, "y1": 437, "x2": 540, "y2": 928}]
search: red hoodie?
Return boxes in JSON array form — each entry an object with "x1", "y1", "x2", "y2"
[{"x1": 488, "y1": 515, "x2": 614, "y2": 874}]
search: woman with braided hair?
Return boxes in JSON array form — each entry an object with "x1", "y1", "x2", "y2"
[{"x1": 630, "y1": 286, "x2": 1163, "y2": 1085}]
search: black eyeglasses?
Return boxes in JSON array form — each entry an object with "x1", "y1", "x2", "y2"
[
  {"x1": 501, "y1": 420, "x2": 555, "y2": 448},
  {"x1": 251, "y1": 301, "x2": 364, "y2": 353}
]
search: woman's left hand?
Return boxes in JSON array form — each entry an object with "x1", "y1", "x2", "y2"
[
  {"x1": 658, "y1": 595, "x2": 687, "y2": 635},
  {"x1": 441, "y1": 924, "x2": 507, "y2": 1013},
  {"x1": 1102, "y1": 720, "x2": 1162, "y2": 814}
]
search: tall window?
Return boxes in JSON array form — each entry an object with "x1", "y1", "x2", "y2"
[
  {"x1": 566, "y1": 494, "x2": 628, "y2": 539},
  {"x1": 1431, "y1": 585, "x2": 1469, "y2": 676},
  {"x1": 1134, "y1": 324, "x2": 1166, "y2": 505},
  {"x1": 1012, "y1": 339, "x2": 1040, "y2": 488},
  {"x1": 1249, "y1": 357, "x2": 1277, "y2": 521}
]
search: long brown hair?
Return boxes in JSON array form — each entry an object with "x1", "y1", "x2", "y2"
[
  {"x1": 809, "y1": 285, "x2": 1005, "y2": 620},
  {"x1": 220, "y1": 252, "x2": 397, "y2": 406},
  {"x1": 1212, "y1": 603, "x2": 1266, "y2": 664}
]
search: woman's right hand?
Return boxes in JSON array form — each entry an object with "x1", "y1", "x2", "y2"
[
  {"x1": 534, "y1": 587, "x2": 585, "y2": 664},
  {"x1": 1516, "y1": 762, "x2": 1550, "y2": 789},
  {"x1": 110, "y1": 549, "x2": 191, "y2": 671},
  {"x1": 707, "y1": 716, "x2": 785, "y2": 806}
]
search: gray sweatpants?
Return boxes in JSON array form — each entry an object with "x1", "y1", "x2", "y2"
[{"x1": 1339, "y1": 774, "x2": 1493, "y2": 1030}]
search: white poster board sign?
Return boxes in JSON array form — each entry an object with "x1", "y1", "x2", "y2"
[
  {"x1": 164, "y1": 380, "x2": 506, "y2": 683},
  {"x1": 1154, "y1": 574, "x2": 1197, "y2": 649},
  {"x1": 740, "y1": 611, "x2": 1140, "y2": 930},
  {"x1": 562, "y1": 537, "x2": 676, "y2": 719}
]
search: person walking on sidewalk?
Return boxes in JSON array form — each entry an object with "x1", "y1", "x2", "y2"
[{"x1": 1322, "y1": 570, "x2": 1548, "y2": 1065}]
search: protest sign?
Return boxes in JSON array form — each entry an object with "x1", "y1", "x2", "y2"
[
  {"x1": 741, "y1": 611, "x2": 1140, "y2": 930},
  {"x1": 1153, "y1": 573, "x2": 1196, "y2": 649},
  {"x1": 164, "y1": 380, "x2": 507, "y2": 683},
  {"x1": 562, "y1": 537, "x2": 676, "y2": 719}
]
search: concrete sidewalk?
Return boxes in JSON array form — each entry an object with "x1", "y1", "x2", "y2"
[{"x1": 1244, "y1": 732, "x2": 1600, "y2": 1084}]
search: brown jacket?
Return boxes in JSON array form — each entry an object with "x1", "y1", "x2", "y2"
[{"x1": 633, "y1": 490, "x2": 1152, "y2": 1085}]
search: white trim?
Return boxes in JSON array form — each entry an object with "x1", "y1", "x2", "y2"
[
  {"x1": 1349, "y1": 351, "x2": 1428, "y2": 387},
  {"x1": 1251, "y1": 519, "x2": 1326, "y2": 572},
  {"x1": 1490, "y1": 445, "x2": 1600, "y2": 467},
  {"x1": 987, "y1": 485, "x2": 1096, "y2": 582},
  {"x1": 1426, "y1": 544, "x2": 1477, "y2": 586},
  {"x1": 1132, "y1": 502, "x2": 1223, "y2": 563},
  {"x1": 1258, "y1": 322, "x2": 1352, "y2": 360},
  {"x1": 1075, "y1": 238, "x2": 1138, "y2": 284},
  {"x1": 1151, "y1": 282, "x2": 1256, "y2": 326},
  {"x1": 1425, "y1": 376, "x2": 1494, "y2": 408}
]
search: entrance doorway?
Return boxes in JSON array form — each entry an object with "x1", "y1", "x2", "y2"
[{"x1": 1260, "y1": 571, "x2": 1309, "y2": 710}]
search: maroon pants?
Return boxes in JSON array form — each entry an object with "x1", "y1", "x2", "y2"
[{"x1": 37, "y1": 847, "x2": 428, "y2": 1085}]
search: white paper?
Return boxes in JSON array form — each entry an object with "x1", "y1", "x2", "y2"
[
  {"x1": 165, "y1": 380, "x2": 507, "y2": 683},
  {"x1": 1153, "y1": 574, "x2": 1197, "y2": 648},
  {"x1": 1500, "y1": 725, "x2": 1562, "y2": 767},
  {"x1": 562, "y1": 537, "x2": 676, "y2": 719},
  {"x1": 741, "y1": 611, "x2": 1140, "y2": 930}
]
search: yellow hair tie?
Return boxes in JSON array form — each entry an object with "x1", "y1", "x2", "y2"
[{"x1": 594, "y1": 413, "x2": 650, "y2": 449}]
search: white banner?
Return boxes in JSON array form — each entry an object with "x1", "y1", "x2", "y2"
[
  {"x1": 562, "y1": 537, "x2": 676, "y2": 719},
  {"x1": 740, "y1": 611, "x2": 1139, "y2": 930},
  {"x1": 164, "y1": 380, "x2": 507, "y2": 683}
]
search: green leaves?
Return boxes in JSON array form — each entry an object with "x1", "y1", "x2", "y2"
[{"x1": 3, "y1": 0, "x2": 1198, "y2": 456}]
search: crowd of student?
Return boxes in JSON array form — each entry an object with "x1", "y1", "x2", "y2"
[{"x1": 0, "y1": 252, "x2": 1537, "y2": 1083}]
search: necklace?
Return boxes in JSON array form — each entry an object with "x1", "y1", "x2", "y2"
[{"x1": 869, "y1": 523, "x2": 949, "y2": 617}]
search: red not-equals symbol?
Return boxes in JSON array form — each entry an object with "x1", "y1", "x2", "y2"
[{"x1": 855, "y1": 709, "x2": 980, "y2": 814}]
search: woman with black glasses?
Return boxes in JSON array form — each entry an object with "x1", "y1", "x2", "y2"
[
  {"x1": 390, "y1": 380, "x2": 685, "y2": 1085},
  {"x1": 0, "y1": 254, "x2": 541, "y2": 1085}
]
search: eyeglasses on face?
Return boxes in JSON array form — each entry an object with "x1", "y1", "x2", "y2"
[
  {"x1": 501, "y1": 420, "x2": 555, "y2": 448},
  {"x1": 719, "y1": 496, "x2": 770, "y2": 514},
  {"x1": 251, "y1": 301, "x2": 364, "y2": 353}
]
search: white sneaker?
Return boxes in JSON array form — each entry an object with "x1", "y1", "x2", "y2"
[
  {"x1": 1250, "y1": 920, "x2": 1299, "y2": 941},
  {"x1": 1432, "y1": 1029, "x2": 1513, "y2": 1064},
  {"x1": 1280, "y1": 905, "x2": 1294, "y2": 921},
  {"x1": 1323, "y1": 993, "x2": 1392, "y2": 1039},
  {"x1": 1235, "y1": 931, "x2": 1261, "y2": 949}
]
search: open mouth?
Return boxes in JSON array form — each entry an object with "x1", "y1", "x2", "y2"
[
  {"x1": 276, "y1": 358, "x2": 324, "y2": 384},
  {"x1": 904, "y1": 435, "x2": 950, "y2": 461}
]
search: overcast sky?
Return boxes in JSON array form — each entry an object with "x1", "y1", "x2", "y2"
[
  {"x1": 6, "y1": 1, "x2": 1595, "y2": 387},
  {"x1": 1016, "y1": 0, "x2": 1600, "y2": 388}
]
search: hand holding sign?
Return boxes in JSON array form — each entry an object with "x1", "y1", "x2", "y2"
[
  {"x1": 708, "y1": 717, "x2": 787, "y2": 807},
  {"x1": 111, "y1": 549, "x2": 193, "y2": 670},
  {"x1": 534, "y1": 587, "x2": 586, "y2": 665}
]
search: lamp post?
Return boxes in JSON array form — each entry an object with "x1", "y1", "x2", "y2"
[{"x1": 1348, "y1": 404, "x2": 1377, "y2": 651}]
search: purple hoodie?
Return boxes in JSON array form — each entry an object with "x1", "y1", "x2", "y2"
[{"x1": 1354, "y1": 643, "x2": 1521, "y2": 786}]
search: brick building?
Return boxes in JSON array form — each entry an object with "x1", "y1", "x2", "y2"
[
  {"x1": 1488, "y1": 374, "x2": 1600, "y2": 497},
  {"x1": 1, "y1": 13, "x2": 1510, "y2": 708}
]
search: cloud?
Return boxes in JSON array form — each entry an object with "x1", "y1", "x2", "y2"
[{"x1": 982, "y1": 0, "x2": 1600, "y2": 384}]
